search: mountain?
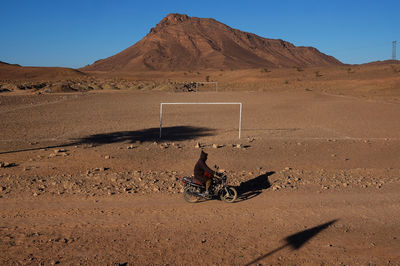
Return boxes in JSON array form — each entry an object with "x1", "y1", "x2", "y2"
[{"x1": 82, "y1": 13, "x2": 342, "y2": 72}]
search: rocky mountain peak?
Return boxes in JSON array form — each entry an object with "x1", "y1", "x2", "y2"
[
  {"x1": 163, "y1": 13, "x2": 190, "y2": 24},
  {"x1": 149, "y1": 13, "x2": 191, "y2": 34},
  {"x1": 83, "y1": 14, "x2": 342, "y2": 72}
]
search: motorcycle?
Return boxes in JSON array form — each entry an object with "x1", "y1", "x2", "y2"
[{"x1": 181, "y1": 165, "x2": 238, "y2": 203}]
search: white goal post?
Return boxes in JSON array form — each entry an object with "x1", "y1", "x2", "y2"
[
  {"x1": 159, "y1": 102, "x2": 243, "y2": 139},
  {"x1": 195, "y1": 82, "x2": 218, "y2": 92}
]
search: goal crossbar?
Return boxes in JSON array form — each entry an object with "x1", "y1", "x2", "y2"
[{"x1": 160, "y1": 102, "x2": 242, "y2": 139}]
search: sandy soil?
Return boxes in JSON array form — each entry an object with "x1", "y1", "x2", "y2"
[
  {"x1": 3, "y1": 62, "x2": 400, "y2": 102},
  {"x1": 1, "y1": 90, "x2": 399, "y2": 264}
]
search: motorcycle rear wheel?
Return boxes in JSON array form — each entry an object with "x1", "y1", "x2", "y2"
[
  {"x1": 183, "y1": 187, "x2": 200, "y2": 203},
  {"x1": 220, "y1": 186, "x2": 237, "y2": 203}
]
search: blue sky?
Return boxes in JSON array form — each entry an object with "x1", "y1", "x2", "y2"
[{"x1": 1, "y1": 0, "x2": 399, "y2": 68}]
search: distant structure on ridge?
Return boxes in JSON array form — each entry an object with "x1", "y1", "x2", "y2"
[{"x1": 393, "y1": 41, "x2": 397, "y2": 60}]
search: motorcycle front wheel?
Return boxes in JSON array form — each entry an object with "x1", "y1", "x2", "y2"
[
  {"x1": 183, "y1": 186, "x2": 200, "y2": 203},
  {"x1": 220, "y1": 186, "x2": 237, "y2": 203}
]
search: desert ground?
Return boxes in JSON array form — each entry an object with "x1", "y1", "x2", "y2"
[{"x1": 1, "y1": 79, "x2": 400, "y2": 265}]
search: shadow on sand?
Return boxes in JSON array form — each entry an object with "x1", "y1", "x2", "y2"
[
  {"x1": 0, "y1": 126, "x2": 215, "y2": 154},
  {"x1": 234, "y1": 171, "x2": 275, "y2": 202},
  {"x1": 244, "y1": 219, "x2": 339, "y2": 266}
]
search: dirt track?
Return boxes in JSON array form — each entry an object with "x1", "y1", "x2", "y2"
[
  {"x1": 1, "y1": 188, "x2": 400, "y2": 265},
  {"x1": 1, "y1": 90, "x2": 400, "y2": 264}
]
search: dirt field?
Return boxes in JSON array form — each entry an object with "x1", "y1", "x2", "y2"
[{"x1": 1, "y1": 90, "x2": 400, "y2": 264}]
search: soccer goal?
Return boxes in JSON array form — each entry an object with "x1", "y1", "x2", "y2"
[
  {"x1": 159, "y1": 102, "x2": 242, "y2": 139},
  {"x1": 195, "y1": 82, "x2": 219, "y2": 92}
]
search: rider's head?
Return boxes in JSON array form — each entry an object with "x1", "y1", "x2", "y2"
[{"x1": 200, "y1": 150, "x2": 208, "y2": 161}]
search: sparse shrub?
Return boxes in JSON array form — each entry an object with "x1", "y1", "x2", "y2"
[
  {"x1": 206, "y1": 75, "x2": 210, "y2": 82},
  {"x1": 296, "y1": 67, "x2": 304, "y2": 72},
  {"x1": 284, "y1": 80, "x2": 289, "y2": 84},
  {"x1": 315, "y1": 71, "x2": 322, "y2": 77},
  {"x1": 347, "y1": 67, "x2": 355, "y2": 74},
  {"x1": 261, "y1": 68, "x2": 271, "y2": 73},
  {"x1": 391, "y1": 65, "x2": 400, "y2": 73}
]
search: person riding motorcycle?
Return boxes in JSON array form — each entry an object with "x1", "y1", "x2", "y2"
[{"x1": 194, "y1": 150, "x2": 215, "y2": 196}]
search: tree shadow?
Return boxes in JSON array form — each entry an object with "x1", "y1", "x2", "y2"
[
  {"x1": 244, "y1": 219, "x2": 339, "y2": 266},
  {"x1": 0, "y1": 126, "x2": 215, "y2": 154},
  {"x1": 234, "y1": 171, "x2": 275, "y2": 202},
  {"x1": 74, "y1": 126, "x2": 214, "y2": 145}
]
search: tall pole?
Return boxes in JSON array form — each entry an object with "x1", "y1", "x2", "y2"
[
  {"x1": 239, "y1": 103, "x2": 242, "y2": 139},
  {"x1": 393, "y1": 41, "x2": 397, "y2": 60},
  {"x1": 159, "y1": 103, "x2": 163, "y2": 138}
]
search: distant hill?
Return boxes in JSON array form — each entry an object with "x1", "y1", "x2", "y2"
[
  {"x1": 360, "y1": 60, "x2": 400, "y2": 66},
  {"x1": 0, "y1": 61, "x2": 21, "y2": 67},
  {"x1": 82, "y1": 13, "x2": 343, "y2": 72},
  {"x1": 0, "y1": 62, "x2": 86, "y2": 81}
]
